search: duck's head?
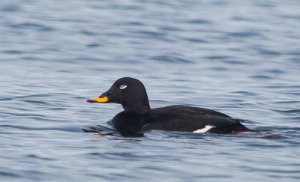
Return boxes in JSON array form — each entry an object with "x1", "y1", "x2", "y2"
[{"x1": 87, "y1": 77, "x2": 150, "y2": 114}]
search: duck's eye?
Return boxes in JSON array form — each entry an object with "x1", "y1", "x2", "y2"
[{"x1": 119, "y1": 84, "x2": 127, "y2": 90}]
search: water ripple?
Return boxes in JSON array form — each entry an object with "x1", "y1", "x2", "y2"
[{"x1": 1, "y1": 0, "x2": 300, "y2": 181}]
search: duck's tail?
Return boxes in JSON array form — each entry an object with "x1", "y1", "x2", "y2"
[{"x1": 232, "y1": 119, "x2": 257, "y2": 134}]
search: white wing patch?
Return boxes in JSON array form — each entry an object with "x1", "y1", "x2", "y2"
[{"x1": 193, "y1": 125, "x2": 215, "y2": 133}]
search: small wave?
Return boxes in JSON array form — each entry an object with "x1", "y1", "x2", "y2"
[
  {"x1": 254, "y1": 126, "x2": 300, "y2": 144},
  {"x1": 82, "y1": 125, "x2": 115, "y2": 133},
  {"x1": 0, "y1": 4, "x2": 20, "y2": 12},
  {"x1": 231, "y1": 91, "x2": 257, "y2": 96},
  {"x1": 82, "y1": 125, "x2": 142, "y2": 137},
  {"x1": 256, "y1": 48, "x2": 282, "y2": 57},
  {"x1": 1, "y1": 50, "x2": 24, "y2": 55},
  {"x1": 131, "y1": 30, "x2": 166, "y2": 37},
  {"x1": 0, "y1": 171, "x2": 20, "y2": 178},
  {"x1": 272, "y1": 109, "x2": 300, "y2": 115},
  {"x1": 186, "y1": 19, "x2": 211, "y2": 25},
  {"x1": 0, "y1": 125, "x2": 82, "y2": 133},
  {"x1": 250, "y1": 74, "x2": 273, "y2": 79},
  {"x1": 0, "y1": 98, "x2": 13, "y2": 101},
  {"x1": 80, "y1": 30, "x2": 99, "y2": 36},
  {"x1": 22, "y1": 100, "x2": 49, "y2": 105},
  {"x1": 24, "y1": 154, "x2": 55, "y2": 161},
  {"x1": 183, "y1": 38, "x2": 208, "y2": 43},
  {"x1": 204, "y1": 56, "x2": 247, "y2": 65},
  {"x1": 86, "y1": 43, "x2": 102, "y2": 48},
  {"x1": 151, "y1": 55, "x2": 193, "y2": 64},
  {"x1": 9, "y1": 22, "x2": 55, "y2": 32},
  {"x1": 227, "y1": 31, "x2": 261, "y2": 38}
]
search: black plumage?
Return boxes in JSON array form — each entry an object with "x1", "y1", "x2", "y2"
[{"x1": 87, "y1": 77, "x2": 251, "y2": 135}]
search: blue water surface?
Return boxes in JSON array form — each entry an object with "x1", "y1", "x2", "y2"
[{"x1": 1, "y1": 0, "x2": 300, "y2": 181}]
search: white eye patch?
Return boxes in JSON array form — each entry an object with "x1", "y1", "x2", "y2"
[{"x1": 119, "y1": 84, "x2": 127, "y2": 89}]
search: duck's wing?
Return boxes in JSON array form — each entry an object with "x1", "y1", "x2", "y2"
[{"x1": 142, "y1": 105, "x2": 249, "y2": 133}]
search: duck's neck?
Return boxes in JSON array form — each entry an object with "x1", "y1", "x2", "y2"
[{"x1": 122, "y1": 101, "x2": 150, "y2": 115}]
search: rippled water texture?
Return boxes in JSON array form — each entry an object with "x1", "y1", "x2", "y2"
[{"x1": 1, "y1": 0, "x2": 300, "y2": 181}]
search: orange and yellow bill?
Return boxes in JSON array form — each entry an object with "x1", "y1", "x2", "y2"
[{"x1": 87, "y1": 96, "x2": 109, "y2": 103}]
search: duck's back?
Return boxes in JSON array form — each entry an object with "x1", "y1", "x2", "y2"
[{"x1": 150, "y1": 105, "x2": 230, "y2": 118}]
